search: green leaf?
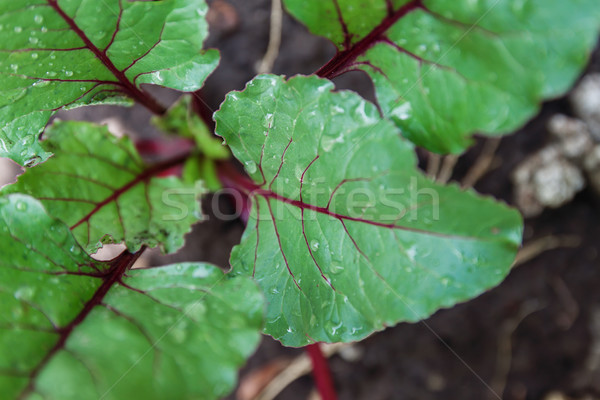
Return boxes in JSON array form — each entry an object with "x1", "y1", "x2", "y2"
[
  {"x1": 283, "y1": 0, "x2": 600, "y2": 153},
  {"x1": 0, "y1": 0, "x2": 219, "y2": 166},
  {"x1": 215, "y1": 75, "x2": 522, "y2": 346},
  {"x1": 182, "y1": 156, "x2": 223, "y2": 191},
  {"x1": 153, "y1": 95, "x2": 230, "y2": 191},
  {"x1": 0, "y1": 194, "x2": 264, "y2": 400},
  {"x1": 152, "y1": 95, "x2": 229, "y2": 160},
  {"x1": 2, "y1": 120, "x2": 204, "y2": 254}
]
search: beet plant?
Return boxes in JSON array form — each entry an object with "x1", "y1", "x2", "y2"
[{"x1": 0, "y1": 0, "x2": 599, "y2": 399}]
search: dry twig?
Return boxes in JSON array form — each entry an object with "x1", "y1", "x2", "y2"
[
  {"x1": 256, "y1": 0, "x2": 283, "y2": 74},
  {"x1": 462, "y1": 138, "x2": 501, "y2": 188},
  {"x1": 437, "y1": 154, "x2": 459, "y2": 183}
]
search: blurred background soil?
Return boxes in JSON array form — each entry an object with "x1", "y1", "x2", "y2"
[{"x1": 1, "y1": 1, "x2": 599, "y2": 399}]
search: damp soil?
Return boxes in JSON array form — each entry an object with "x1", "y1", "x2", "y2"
[{"x1": 62, "y1": 1, "x2": 600, "y2": 398}]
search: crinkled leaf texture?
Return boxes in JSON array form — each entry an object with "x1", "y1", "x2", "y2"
[
  {"x1": 215, "y1": 75, "x2": 522, "y2": 347},
  {"x1": 283, "y1": 0, "x2": 600, "y2": 153},
  {"x1": 0, "y1": 0, "x2": 219, "y2": 166},
  {"x1": 0, "y1": 194, "x2": 264, "y2": 400},
  {"x1": 2, "y1": 120, "x2": 204, "y2": 254}
]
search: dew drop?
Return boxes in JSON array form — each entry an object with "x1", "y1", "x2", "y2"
[
  {"x1": 46, "y1": 71, "x2": 57, "y2": 77},
  {"x1": 14, "y1": 26, "x2": 22, "y2": 33},
  {"x1": 244, "y1": 160, "x2": 257, "y2": 174},
  {"x1": 50, "y1": 222, "x2": 69, "y2": 245},
  {"x1": 34, "y1": 15, "x2": 44, "y2": 24},
  {"x1": 15, "y1": 201, "x2": 27, "y2": 211},
  {"x1": 331, "y1": 105, "x2": 344, "y2": 115},
  {"x1": 30, "y1": 53, "x2": 38, "y2": 59},
  {"x1": 264, "y1": 113, "x2": 273, "y2": 126},
  {"x1": 15, "y1": 286, "x2": 36, "y2": 301},
  {"x1": 152, "y1": 71, "x2": 164, "y2": 83},
  {"x1": 325, "y1": 320, "x2": 343, "y2": 336},
  {"x1": 10, "y1": 64, "x2": 18, "y2": 72},
  {"x1": 330, "y1": 262, "x2": 344, "y2": 274},
  {"x1": 70, "y1": 245, "x2": 81, "y2": 255},
  {"x1": 65, "y1": 70, "x2": 73, "y2": 77},
  {"x1": 310, "y1": 240, "x2": 319, "y2": 251},
  {"x1": 41, "y1": 26, "x2": 48, "y2": 33},
  {"x1": 32, "y1": 80, "x2": 49, "y2": 88}
]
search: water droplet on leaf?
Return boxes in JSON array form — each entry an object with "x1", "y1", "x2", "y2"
[
  {"x1": 330, "y1": 262, "x2": 344, "y2": 274},
  {"x1": 325, "y1": 320, "x2": 343, "y2": 336},
  {"x1": 244, "y1": 160, "x2": 257, "y2": 174},
  {"x1": 15, "y1": 201, "x2": 27, "y2": 211},
  {"x1": 310, "y1": 240, "x2": 319, "y2": 251},
  {"x1": 70, "y1": 245, "x2": 81, "y2": 255}
]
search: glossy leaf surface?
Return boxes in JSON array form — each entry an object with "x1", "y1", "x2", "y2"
[
  {"x1": 0, "y1": 194, "x2": 264, "y2": 400},
  {"x1": 3, "y1": 120, "x2": 203, "y2": 254},
  {"x1": 0, "y1": 0, "x2": 218, "y2": 165},
  {"x1": 284, "y1": 0, "x2": 600, "y2": 153},
  {"x1": 215, "y1": 75, "x2": 522, "y2": 346}
]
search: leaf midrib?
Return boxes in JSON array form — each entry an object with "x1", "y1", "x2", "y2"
[
  {"x1": 316, "y1": 0, "x2": 425, "y2": 78},
  {"x1": 227, "y1": 170, "x2": 512, "y2": 244},
  {"x1": 46, "y1": 0, "x2": 166, "y2": 115},
  {"x1": 17, "y1": 250, "x2": 143, "y2": 400},
  {"x1": 69, "y1": 152, "x2": 190, "y2": 231}
]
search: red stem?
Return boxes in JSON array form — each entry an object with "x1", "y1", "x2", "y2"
[
  {"x1": 306, "y1": 343, "x2": 338, "y2": 400},
  {"x1": 315, "y1": 0, "x2": 423, "y2": 79},
  {"x1": 191, "y1": 90, "x2": 216, "y2": 131},
  {"x1": 47, "y1": 0, "x2": 167, "y2": 115},
  {"x1": 18, "y1": 248, "x2": 145, "y2": 399},
  {"x1": 70, "y1": 151, "x2": 192, "y2": 230}
]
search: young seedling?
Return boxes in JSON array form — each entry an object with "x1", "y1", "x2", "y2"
[{"x1": 0, "y1": 0, "x2": 598, "y2": 399}]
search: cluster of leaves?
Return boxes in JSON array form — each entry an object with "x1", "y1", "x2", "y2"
[{"x1": 0, "y1": 0, "x2": 598, "y2": 398}]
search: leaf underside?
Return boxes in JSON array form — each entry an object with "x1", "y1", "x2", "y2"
[
  {"x1": 0, "y1": 0, "x2": 219, "y2": 166},
  {"x1": 215, "y1": 75, "x2": 522, "y2": 347},
  {"x1": 0, "y1": 194, "x2": 264, "y2": 400},
  {"x1": 284, "y1": 0, "x2": 600, "y2": 153},
  {"x1": 2, "y1": 120, "x2": 204, "y2": 254}
]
